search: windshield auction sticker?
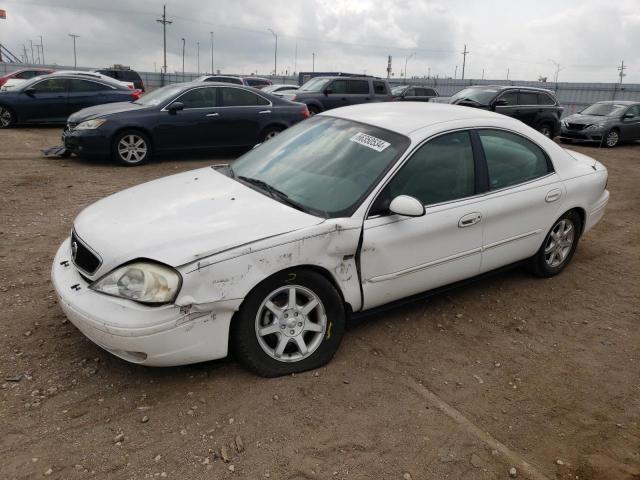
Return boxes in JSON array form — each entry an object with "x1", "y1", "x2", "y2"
[{"x1": 349, "y1": 132, "x2": 390, "y2": 152}]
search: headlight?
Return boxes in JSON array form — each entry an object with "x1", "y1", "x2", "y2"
[
  {"x1": 586, "y1": 123, "x2": 607, "y2": 130},
  {"x1": 76, "y1": 118, "x2": 107, "y2": 130},
  {"x1": 561, "y1": 120, "x2": 568, "y2": 127},
  {"x1": 91, "y1": 262, "x2": 181, "y2": 304}
]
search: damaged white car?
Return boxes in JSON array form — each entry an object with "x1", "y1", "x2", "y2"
[{"x1": 52, "y1": 103, "x2": 609, "y2": 376}]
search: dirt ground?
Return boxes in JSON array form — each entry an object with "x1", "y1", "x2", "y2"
[{"x1": 1, "y1": 126, "x2": 638, "y2": 480}]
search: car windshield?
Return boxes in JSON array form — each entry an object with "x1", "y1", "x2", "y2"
[
  {"x1": 450, "y1": 87, "x2": 499, "y2": 105},
  {"x1": 391, "y1": 85, "x2": 409, "y2": 95},
  {"x1": 134, "y1": 85, "x2": 184, "y2": 106},
  {"x1": 580, "y1": 103, "x2": 628, "y2": 117},
  {"x1": 298, "y1": 78, "x2": 331, "y2": 92},
  {"x1": 229, "y1": 116, "x2": 410, "y2": 218}
]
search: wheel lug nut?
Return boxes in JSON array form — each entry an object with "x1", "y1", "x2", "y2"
[
  {"x1": 297, "y1": 322, "x2": 302, "y2": 327},
  {"x1": 284, "y1": 314, "x2": 288, "y2": 318},
  {"x1": 281, "y1": 325, "x2": 285, "y2": 329},
  {"x1": 290, "y1": 330, "x2": 295, "y2": 335}
]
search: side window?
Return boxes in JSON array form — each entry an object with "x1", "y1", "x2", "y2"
[
  {"x1": 348, "y1": 80, "x2": 369, "y2": 94},
  {"x1": 329, "y1": 80, "x2": 348, "y2": 94},
  {"x1": 538, "y1": 93, "x2": 556, "y2": 105},
  {"x1": 177, "y1": 87, "x2": 217, "y2": 108},
  {"x1": 373, "y1": 81, "x2": 388, "y2": 95},
  {"x1": 220, "y1": 87, "x2": 269, "y2": 106},
  {"x1": 627, "y1": 105, "x2": 640, "y2": 117},
  {"x1": 68, "y1": 79, "x2": 110, "y2": 92},
  {"x1": 32, "y1": 79, "x2": 67, "y2": 93},
  {"x1": 519, "y1": 91, "x2": 538, "y2": 105},
  {"x1": 498, "y1": 91, "x2": 518, "y2": 105},
  {"x1": 479, "y1": 130, "x2": 551, "y2": 190},
  {"x1": 425, "y1": 88, "x2": 437, "y2": 96},
  {"x1": 14, "y1": 71, "x2": 32, "y2": 79},
  {"x1": 382, "y1": 131, "x2": 475, "y2": 207}
]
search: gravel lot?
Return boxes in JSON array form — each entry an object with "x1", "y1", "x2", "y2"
[{"x1": 1, "y1": 127, "x2": 639, "y2": 480}]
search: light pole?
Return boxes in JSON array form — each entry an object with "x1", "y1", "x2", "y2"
[
  {"x1": 29, "y1": 40, "x2": 34, "y2": 64},
  {"x1": 181, "y1": 38, "x2": 185, "y2": 75},
  {"x1": 197, "y1": 42, "x2": 200, "y2": 74},
  {"x1": 209, "y1": 32, "x2": 214, "y2": 74},
  {"x1": 68, "y1": 34, "x2": 79, "y2": 68},
  {"x1": 548, "y1": 58, "x2": 561, "y2": 83},
  {"x1": 267, "y1": 28, "x2": 277, "y2": 75},
  {"x1": 404, "y1": 52, "x2": 415, "y2": 82},
  {"x1": 312, "y1": 52, "x2": 315, "y2": 72},
  {"x1": 40, "y1": 35, "x2": 45, "y2": 64},
  {"x1": 156, "y1": 5, "x2": 172, "y2": 77}
]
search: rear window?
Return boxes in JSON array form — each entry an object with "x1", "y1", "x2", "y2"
[
  {"x1": 246, "y1": 78, "x2": 269, "y2": 87},
  {"x1": 348, "y1": 80, "x2": 369, "y2": 94},
  {"x1": 373, "y1": 81, "x2": 388, "y2": 95},
  {"x1": 519, "y1": 91, "x2": 538, "y2": 105},
  {"x1": 538, "y1": 93, "x2": 556, "y2": 105}
]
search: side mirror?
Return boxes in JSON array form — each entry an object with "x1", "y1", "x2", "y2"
[
  {"x1": 389, "y1": 195, "x2": 425, "y2": 217},
  {"x1": 167, "y1": 101, "x2": 184, "y2": 113},
  {"x1": 494, "y1": 99, "x2": 508, "y2": 107},
  {"x1": 24, "y1": 87, "x2": 36, "y2": 96},
  {"x1": 323, "y1": 88, "x2": 332, "y2": 96},
  {"x1": 623, "y1": 113, "x2": 635, "y2": 119}
]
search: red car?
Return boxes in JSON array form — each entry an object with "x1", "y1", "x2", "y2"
[{"x1": 0, "y1": 68, "x2": 54, "y2": 87}]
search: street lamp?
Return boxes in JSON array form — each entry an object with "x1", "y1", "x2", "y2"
[
  {"x1": 197, "y1": 42, "x2": 200, "y2": 74},
  {"x1": 267, "y1": 28, "x2": 278, "y2": 76},
  {"x1": 68, "y1": 34, "x2": 79, "y2": 68},
  {"x1": 210, "y1": 32, "x2": 214, "y2": 74},
  {"x1": 181, "y1": 38, "x2": 185, "y2": 75},
  {"x1": 404, "y1": 52, "x2": 415, "y2": 82}
]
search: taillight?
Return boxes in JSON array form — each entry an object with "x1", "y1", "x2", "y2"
[
  {"x1": 127, "y1": 84, "x2": 134, "y2": 89},
  {"x1": 0, "y1": 78, "x2": 6, "y2": 87},
  {"x1": 130, "y1": 90, "x2": 141, "y2": 101},
  {"x1": 301, "y1": 106, "x2": 310, "y2": 118}
]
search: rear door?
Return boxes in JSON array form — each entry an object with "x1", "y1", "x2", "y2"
[
  {"x1": 20, "y1": 78, "x2": 69, "y2": 123},
  {"x1": 515, "y1": 90, "x2": 540, "y2": 127},
  {"x1": 67, "y1": 79, "x2": 118, "y2": 116},
  {"x1": 215, "y1": 86, "x2": 272, "y2": 146},
  {"x1": 345, "y1": 79, "x2": 371, "y2": 105},
  {"x1": 620, "y1": 104, "x2": 640, "y2": 140}
]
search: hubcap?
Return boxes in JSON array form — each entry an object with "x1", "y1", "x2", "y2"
[
  {"x1": 0, "y1": 107, "x2": 12, "y2": 127},
  {"x1": 544, "y1": 219, "x2": 575, "y2": 267},
  {"x1": 606, "y1": 131, "x2": 619, "y2": 147},
  {"x1": 255, "y1": 285, "x2": 327, "y2": 362},
  {"x1": 118, "y1": 134, "x2": 147, "y2": 163},
  {"x1": 265, "y1": 130, "x2": 279, "y2": 140}
]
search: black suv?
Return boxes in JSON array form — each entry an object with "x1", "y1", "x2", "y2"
[
  {"x1": 447, "y1": 85, "x2": 563, "y2": 138},
  {"x1": 95, "y1": 66, "x2": 145, "y2": 92},
  {"x1": 283, "y1": 76, "x2": 393, "y2": 115},
  {"x1": 391, "y1": 85, "x2": 439, "y2": 102}
]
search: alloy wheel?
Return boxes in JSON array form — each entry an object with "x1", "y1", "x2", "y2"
[
  {"x1": 117, "y1": 134, "x2": 148, "y2": 163},
  {"x1": 255, "y1": 285, "x2": 327, "y2": 362},
  {"x1": 544, "y1": 218, "x2": 575, "y2": 267},
  {"x1": 264, "y1": 130, "x2": 280, "y2": 140},
  {"x1": 539, "y1": 125, "x2": 552, "y2": 138},
  {"x1": 0, "y1": 107, "x2": 13, "y2": 128},
  {"x1": 605, "y1": 130, "x2": 619, "y2": 147}
]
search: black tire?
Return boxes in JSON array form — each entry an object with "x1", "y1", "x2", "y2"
[
  {"x1": 0, "y1": 104, "x2": 16, "y2": 128},
  {"x1": 537, "y1": 122, "x2": 554, "y2": 138},
  {"x1": 604, "y1": 128, "x2": 620, "y2": 148},
  {"x1": 528, "y1": 210, "x2": 582, "y2": 278},
  {"x1": 260, "y1": 125, "x2": 283, "y2": 142},
  {"x1": 231, "y1": 269, "x2": 346, "y2": 377},
  {"x1": 112, "y1": 130, "x2": 152, "y2": 166},
  {"x1": 307, "y1": 105, "x2": 321, "y2": 116}
]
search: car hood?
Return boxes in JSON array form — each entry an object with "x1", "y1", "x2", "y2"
[
  {"x1": 73, "y1": 167, "x2": 325, "y2": 277},
  {"x1": 563, "y1": 114, "x2": 614, "y2": 125},
  {"x1": 68, "y1": 102, "x2": 151, "y2": 123}
]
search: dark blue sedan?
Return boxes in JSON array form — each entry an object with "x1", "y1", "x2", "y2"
[
  {"x1": 0, "y1": 73, "x2": 138, "y2": 128},
  {"x1": 62, "y1": 82, "x2": 311, "y2": 165}
]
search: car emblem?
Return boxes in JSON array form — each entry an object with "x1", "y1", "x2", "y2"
[{"x1": 71, "y1": 241, "x2": 78, "y2": 260}]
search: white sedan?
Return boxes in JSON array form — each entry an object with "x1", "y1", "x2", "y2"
[{"x1": 51, "y1": 103, "x2": 609, "y2": 376}]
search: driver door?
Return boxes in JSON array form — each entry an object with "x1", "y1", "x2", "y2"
[{"x1": 360, "y1": 130, "x2": 484, "y2": 310}]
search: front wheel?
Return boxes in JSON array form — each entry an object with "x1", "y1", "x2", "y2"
[
  {"x1": 528, "y1": 210, "x2": 582, "y2": 277},
  {"x1": 307, "y1": 105, "x2": 321, "y2": 116},
  {"x1": 0, "y1": 105, "x2": 16, "y2": 128},
  {"x1": 604, "y1": 129, "x2": 619, "y2": 148},
  {"x1": 113, "y1": 130, "x2": 152, "y2": 166},
  {"x1": 231, "y1": 270, "x2": 345, "y2": 377}
]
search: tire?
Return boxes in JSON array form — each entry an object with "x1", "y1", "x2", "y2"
[
  {"x1": 112, "y1": 130, "x2": 152, "y2": 166},
  {"x1": 537, "y1": 122, "x2": 553, "y2": 138},
  {"x1": 231, "y1": 269, "x2": 346, "y2": 377},
  {"x1": 0, "y1": 105, "x2": 16, "y2": 128},
  {"x1": 307, "y1": 105, "x2": 321, "y2": 116},
  {"x1": 260, "y1": 126, "x2": 283, "y2": 142},
  {"x1": 604, "y1": 128, "x2": 619, "y2": 148},
  {"x1": 528, "y1": 210, "x2": 582, "y2": 278}
]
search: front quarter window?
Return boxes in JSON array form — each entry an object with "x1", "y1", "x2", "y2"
[{"x1": 230, "y1": 116, "x2": 410, "y2": 217}]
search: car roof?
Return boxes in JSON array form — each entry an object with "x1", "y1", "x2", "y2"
[
  {"x1": 594, "y1": 100, "x2": 638, "y2": 105},
  {"x1": 34, "y1": 72, "x2": 129, "y2": 88},
  {"x1": 465, "y1": 84, "x2": 555, "y2": 94},
  {"x1": 323, "y1": 102, "x2": 510, "y2": 135}
]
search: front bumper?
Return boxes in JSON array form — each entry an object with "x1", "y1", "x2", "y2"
[
  {"x1": 62, "y1": 127, "x2": 111, "y2": 157},
  {"x1": 51, "y1": 238, "x2": 236, "y2": 366},
  {"x1": 559, "y1": 126, "x2": 606, "y2": 142}
]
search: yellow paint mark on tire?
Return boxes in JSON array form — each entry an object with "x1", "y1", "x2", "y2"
[{"x1": 326, "y1": 321, "x2": 332, "y2": 340}]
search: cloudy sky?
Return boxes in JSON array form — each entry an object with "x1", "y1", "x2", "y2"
[{"x1": 1, "y1": 0, "x2": 638, "y2": 82}]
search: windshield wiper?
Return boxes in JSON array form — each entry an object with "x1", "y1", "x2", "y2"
[{"x1": 237, "y1": 176, "x2": 311, "y2": 214}]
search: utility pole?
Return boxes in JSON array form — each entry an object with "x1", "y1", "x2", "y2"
[
  {"x1": 68, "y1": 34, "x2": 79, "y2": 68},
  {"x1": 197, "y1": 42, "x2": 200, "y2": 74},
  {"x1": 312, "y1": 52, "x2": 315, "y2": 72},
  {"x1": 454, "y1": 65, "x2": 458, "y2": 79},
  {"x1": 294, "y1": 41, "x2": 298, "y2": 75},
  {"x1": 209, "y1": 32, "x2": 214, "y2": 74},
  {"x1": 404, "y1": 52, "x2": 415, "y2": 82},
  {"x1": 506, "y1": 67, "x2": 510, "y2": 80},
  {"x1": 267, "y1": 28, "x2": 277, "y2": 75},
  {"x1": 23, "y1": 45, "x2": 28, "y2": 63},
  {"x1": 156, "y1": 5, "x2": 172, "y2": 76},
  {"x1": 481, "y1": 68, "x2": 485, "y2": 80},
  {"x1": 427, "y1": 66, "x2": 431, "y2": 79},
  {"x1": 617, "y1": 60, "x2": 627, "y2": 84},
  {"x1": 461, "y1": 44, "x2": 469, "y2": 80},
  {"x1": 181, "y1": 38, "x2": 185, "y2": 75},
  {"x1": 548, "y1": 58, "x2": 561, "y2": 83},
  {"x1": 29, "y1": 39, "x2": 34, "y2": 64},
  {"x1": 40, "y1": 35, "x2": 44, "y2": 64}
]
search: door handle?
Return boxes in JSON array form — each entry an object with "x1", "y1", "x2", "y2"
[
  {"x1": 258, "y1": 110, "x2": 272, "y2": 114},
  {"x1": 545, "y1": 189, "x2": 562, "y2": 203},
  {"x1": 458, "y1": 212, "x2": 482, "y2": 228},
  {"x1": 206, "y1": 113, "x2": 219, "y2": 117}
]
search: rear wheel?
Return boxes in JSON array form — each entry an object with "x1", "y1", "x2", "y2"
[
  {"x1": 528, "y1": 210, "x2": 582, "y2": 277},
  {"x1": 537, "y1": 122, "x2": 553, "y2": 138},
  {"x1": 231, "y1": 269, "x2": 346, "y2": 377},
  {"x1": 261, "y1": 126, "x2": 283, "y2": 142},
  {"x1": 604, "y1": 129, "x2": 619, "y2": 148},
  {"x1": 307, "y1": 105, "x2": 321, "y2": 116},
  {"x1": 0, "y1": 105, "x2": 16, "y2": 128},
  {"x1": 113, "y1": 130, "x2": 152, "y2": 166}
]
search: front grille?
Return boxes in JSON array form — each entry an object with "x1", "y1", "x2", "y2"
[
  {"x1": 566, "y1": 123, "x2": 586, "y2": 131},
  {"x1": 71, "y1": 230, "x2": 101, "y2": 275}
]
